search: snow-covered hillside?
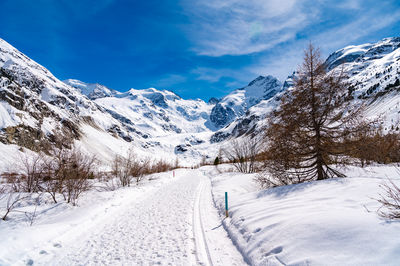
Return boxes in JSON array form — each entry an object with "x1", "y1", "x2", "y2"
[{"x1": 326, "y1": 37, "x2": 400, "y2": 130}]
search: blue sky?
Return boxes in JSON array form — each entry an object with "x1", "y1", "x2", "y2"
[{"x1": 0, "y1": 0, "x2": 399, "y2": 100}]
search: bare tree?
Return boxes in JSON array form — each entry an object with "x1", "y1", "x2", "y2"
[
  {"x1": 18, "y1": 153, "x2": 45, "y2": 193},
  {"x1": 223, "y1": 136, "x2": 261, "y2": 173},
  {"x1": 263, "y1": 43, "x2": 367, "y2": 187}
]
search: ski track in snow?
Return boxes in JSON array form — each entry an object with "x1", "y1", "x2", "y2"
[{"x1": 28, "y1": 170, "x2": 246, "y2": 266}]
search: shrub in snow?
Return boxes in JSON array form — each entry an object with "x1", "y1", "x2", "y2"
[
  {"x1": 213, "y1": 156, "x2": 219, "y2": 166},
  {"x1": 1, "y1": 145, "x2": 96, "y2": 206},
  {"x1": 377, "y1": 178, "x2": 400, "y2": 219},
  {"x1": 111, "y1": 150, "x2": 173, "y2": 187},
  {"x1": 1, "y1": 191, "x2": 28, "y2": 221}
]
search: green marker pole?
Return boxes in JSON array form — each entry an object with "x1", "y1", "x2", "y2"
[{"x1": 225, "y1": 192, "x2": 228, "y2": 218}]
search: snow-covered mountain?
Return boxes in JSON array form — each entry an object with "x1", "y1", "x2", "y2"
[
  {"x1": 63, "y1": 79, "x2": 118, "y2": 100},
  {"x1": 1, "y1": 37, "x2": 281, "y2": 166},
  {"x1": 0, "y1": 38, "x2": 210, "y2": 165},
  {"x1": 1, "y1": 36, "x2": 399, "y2": 167},
  {"x1": 211, "y1": 37, "x2": 400, "y2": 142},
  {"x1": 210, "y1": 75, "x2": 282, "y2": 129}
]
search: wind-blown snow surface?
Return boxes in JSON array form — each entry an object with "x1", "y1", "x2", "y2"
[{"x1": 205, "y1": 164, "x2": 400, "y2": 265}]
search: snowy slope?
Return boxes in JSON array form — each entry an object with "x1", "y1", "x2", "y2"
[
  {"x1": 0, "y1": 38, "x2": 150, "y2": 166},
  {"x1": 326, "y1": 37, "x2": 400, "y2": 130},
  {"x1": 206, "y1": 164, "x2": 400, "y2": 265}
]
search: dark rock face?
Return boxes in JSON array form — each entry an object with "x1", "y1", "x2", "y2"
[
  {"x1": 231, "y1": 115, "x2": 259, "y2": 137},
  {"x1": 210, "y1": 103, "x2": 236, "y2": 128},
  {"x1": 210, "y1": 131, "x2": 231, "y2": 143},
  {"x1": 208, "y1": 97, "x2": 220, "y2": 105},
  {"x1": 146, "y1": 92, "x2": 168, "y2": 108},
  {"x1": 175, "y1": 144, "x2": 189, "y2": 153}
]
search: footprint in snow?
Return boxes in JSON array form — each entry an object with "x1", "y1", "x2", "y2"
[
  {"x1": 253, "y1": 228, "x2": 262, "y2": 233},
  {"x1": 265, "y1": 246, "x2": 283, "y2": 257},
  {"x1": 53, "y1": 243, "x2": 62, "y2": 248}
]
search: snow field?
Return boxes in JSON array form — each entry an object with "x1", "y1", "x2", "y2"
[{"x1": 206, "y1": 164, "x2": 400, "y2": 265}]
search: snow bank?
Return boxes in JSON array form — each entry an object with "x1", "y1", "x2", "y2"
[{"x1": 206, "y1": 165, "x2": 400, "y2": 265}]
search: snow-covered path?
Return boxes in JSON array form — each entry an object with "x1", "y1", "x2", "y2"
[{"x1": 29, "y1": 169, "x2": 246, "y2": 265}]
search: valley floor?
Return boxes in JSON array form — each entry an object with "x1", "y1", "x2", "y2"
[{"x1": 1, "y1": 165, "x2": 400, "y2": 265}]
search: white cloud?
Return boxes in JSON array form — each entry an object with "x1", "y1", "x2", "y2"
[
  {"x1": 191, "y1": 67, "x2": 251, "y2": 83},
  {"x1": 181, "y1": 0, "x2": 400, "y2": 59},
  {"x1": 181, "y1": 0, "x2": 314, "y2": 56}
]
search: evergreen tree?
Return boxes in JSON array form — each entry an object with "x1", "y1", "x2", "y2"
[{"x1": 264, "y1": 44, "x2": 366, "y2": 186}]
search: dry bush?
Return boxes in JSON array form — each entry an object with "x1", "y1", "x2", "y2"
[
  {"x1": 57, "y1": 148, "x2": 96, "y2": 205},
  {"x1": 111, "y1": 151, "x2": 154, "y2": 187},
  {"x1": 131, "y1": 156, "x2": 151, "y2": 184},
  {"x1": 377, "y1": 178, "x2": 400, "y2": 219},
  {"x1": 30, "y1": 145, "x2": 97, "y2": 205},
  {"x1": 222, "y1": 136, "x2": 261, "y2": 173},
  {"x1": 151, "y1": 158, "x2": 173, "y2": 173},
  {"x1": 100, "y1": 173, "x2": 120, "y2": 191},
  {"x1": 349, "y1": 132, "x2": 400, "y2": 166},
  {"x1": 1, "y1": 144, "x2": 96, "y2": 207},
  {"x1": 0, "y1": 186, "x2": 6, "y2": 202}
]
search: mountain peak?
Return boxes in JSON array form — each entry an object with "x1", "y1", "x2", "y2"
[
  {"x1": 245, "y1": 75, "x2": 282, "y2": 106},
  {"x1": 63, "y1": 79, "x2": 117, "y2": 100}
]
